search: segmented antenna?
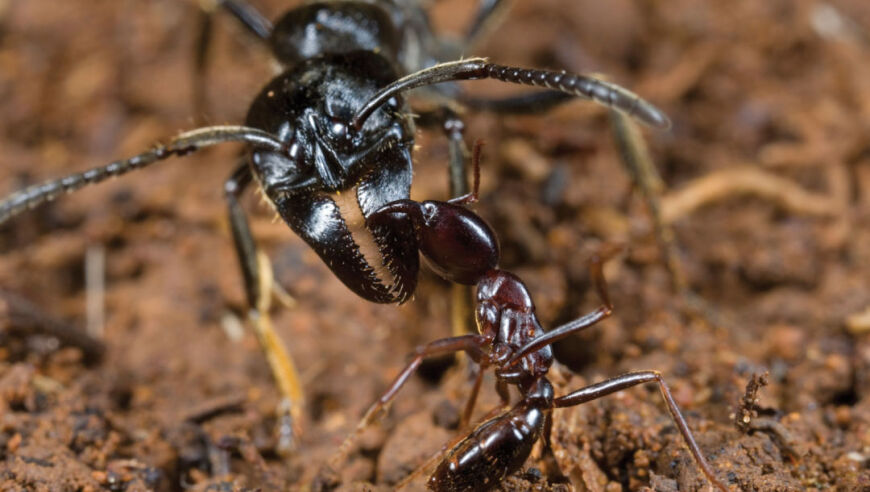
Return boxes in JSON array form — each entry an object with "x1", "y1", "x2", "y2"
[
  {"x1": 0, "y1": 126, "x2": 283, "y2": 226},
  {"x1": 353, "y1": 58, "x2": 670, "y2": 131}
]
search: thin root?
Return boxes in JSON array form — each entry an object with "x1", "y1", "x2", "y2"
[{"x1": 661, "y1": 166, "x2": 840, "y2": 224}]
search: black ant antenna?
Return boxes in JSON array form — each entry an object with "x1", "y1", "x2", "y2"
[
  {"x1": 352, "y1": 58, "x2": 671, "y2": 131},
  {"x1": 0, "y1": 126, "x2": 282, "y2": 225}
]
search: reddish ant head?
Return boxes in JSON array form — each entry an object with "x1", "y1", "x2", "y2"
[
  {"x1": 366, "y1": 199, "x2": 499, "y2": 285},
  {"x1": 415, "y1": 200, "x2": 499, "y2": 285}
]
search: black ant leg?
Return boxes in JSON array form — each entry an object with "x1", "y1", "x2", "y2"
[
  {"x1": 353, "y1": 58, "x2": 670, "y2": 130},
  {"x1": 0, "y1": 126, "x2": 283, "y2": 226},
  {"x1": 460, "y1": 91, "x2": 575, "y2": 115},
  {"x1": 250, "y1": 250, "x2": 305, "y2": 453},
  {"x1": 446, "y1": 137, "x2": 486, "y2": 431},
  {"x1": 466, "y1": 0, "x2": 514, "y2": 49},
  {"x1": 609, "y1": 111, "x2": 724, "y2": 327},
  {"x1": 405, "y1": 107, "x2": 474, "y2": 203},
  {"x1": 410, "y1": 107, "x2": 478, "y2": 386},
  {"x1": 435, "y1": 109, "x2": 477, "y2": 345},
  {"x1": 444, "y1": 110, "x2": 469, "y2": 201},
  {"x1": 329, "y1": 334, "x2": 490, "y2": 467},
  {"x1": 554, "y1": 371, "x2": 729, "y2": 492},
  {"x1": 193, "y1": 5, "x2": 215, "y2": 121},
  {"x1": 442, "y1": 128, "x2": 479, "y2": 383},
  {"x1": 193, "y1": 0, "x2": 272, "y2": 120},
  {"x1": 224, "y1": 162, "x2": 303, "y2": 452},
  {"x1": 206, "y1": 0, "x2": 273, "y2": 40},
  {"x1": 225, "y1": 163, "x2": 259, "y2": 307}
]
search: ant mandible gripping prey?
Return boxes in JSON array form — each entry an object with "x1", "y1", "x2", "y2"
[{"x1": 0, "y1": 0, "x2": 686, "y2": 479}]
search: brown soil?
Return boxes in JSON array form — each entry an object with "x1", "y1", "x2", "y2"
[{"x1": 2, "y1": 0, "x2": 870, "y2": 490}]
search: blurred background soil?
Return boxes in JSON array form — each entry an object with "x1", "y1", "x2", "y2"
[{"x1": 1, "y1": 0, "x2": 870, "y2": 490}]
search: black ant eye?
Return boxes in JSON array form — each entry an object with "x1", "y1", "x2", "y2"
[{"x1": 329, "y1": 118, "x2": 348, "y2": 139}]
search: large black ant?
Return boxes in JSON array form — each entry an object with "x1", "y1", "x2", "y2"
[{"x1": 0, "y1": 0, "x2": 700, "y2": 485}]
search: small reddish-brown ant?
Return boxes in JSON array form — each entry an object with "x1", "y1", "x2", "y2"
[{"x1": 331, "y1": 143, "x2": 728, "y2": 491}]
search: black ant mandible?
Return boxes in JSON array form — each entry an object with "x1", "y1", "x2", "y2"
[{"x1": 0, "y1": 0, "x2": 707, "y2": 487}]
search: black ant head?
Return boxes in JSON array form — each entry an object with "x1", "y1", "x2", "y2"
[
  {"x1": 246, "y1": 51, "x2": 412, "y2": 195},
  {"x1": 244, "y1": 51, "x2": 418, "y2": 304}
]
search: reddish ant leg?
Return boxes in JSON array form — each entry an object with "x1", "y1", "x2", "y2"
[
  {"x1": 448, "y1": 139, "x2": 484, "y2": 206},
  {"x1": 554, "y1": 371, "x2": 729, "y2": 492},
  {"x1": 329, "y1": 334, "x2": 491, "y2": 467}
]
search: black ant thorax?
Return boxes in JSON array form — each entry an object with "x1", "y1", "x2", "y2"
[{"x1": 269, "y1": 2, "x2": 402, "y2": 67}]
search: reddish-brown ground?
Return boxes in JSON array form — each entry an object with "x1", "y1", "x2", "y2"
[{"x1": 2, "y1": 0, "x2": 870, "y2": 490}]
